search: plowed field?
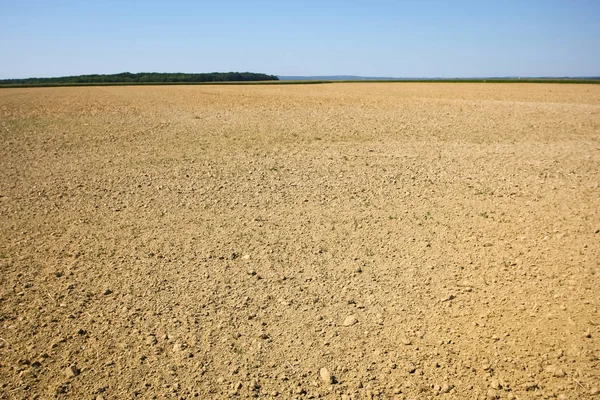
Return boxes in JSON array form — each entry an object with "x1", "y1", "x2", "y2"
[{"x1": 1, "y1": 83, "x2": 599, "y2": 399}]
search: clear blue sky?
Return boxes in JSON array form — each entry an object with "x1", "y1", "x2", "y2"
[{"x1": 1, "y1": 0, "x2": 598, "y2": 78}]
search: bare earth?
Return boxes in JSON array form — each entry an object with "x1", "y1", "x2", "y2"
[{"x1": 0, "y1": 83, "x2": 599, "y2": 400}]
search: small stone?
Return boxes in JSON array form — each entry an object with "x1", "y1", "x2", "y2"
[
  {"x1": 103, "y1": 289, "x2": 112, "y2": 295},
  {"x1": 146, "y1": 335, "x2": 157, "y2": 346},
  {"x1": 96, "y1": 396, "x2": 105, "y2": 400},
  {"x1": 64, "y1": 365, "x2": 80, "y2": 378},
  {"x1": 440, "y1": 383, "x2": 452, "y2": 393},
  {"x1": 433, "y1": 384, "x2": 441, "y2": 392},
  {"x1": 590, "y1": 387, "x2": 600, "y2": 395},
  {"x1": 319, "y1": 367, "x2": 332, "y2": 384},
  {"x1": 172, "y1": 342, "x2": 182, "y2": 352},
  {"x1": 295, "y1": 386, "x2": 306, "y2": 395},
  {"x1": 584, "y1": 329, "x2": 592, "y2": 338},
  {"x1": 486, "y1": 389, "x2": 499, "y2": 399},
  {"x1": 490, "y1": 379, "x2": 501, "y2": 390},
  {"x1": 247, "y1": 269, "x2": 257, "y2": 276},
  {"x1": 343, "y1": 315, "x2": 358, "y2": 326},
  {"x1": 242, "y1": 254, "x2": 251, "y2": 260},
  {"x1": 250, "y1": 379, "x2": 260, "y2": 391},
  {"x1": 401, "y1": 338, "x2": 412, "y2": 345}
]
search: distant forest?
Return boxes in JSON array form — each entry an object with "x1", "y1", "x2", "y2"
[{"x1": 0, "y1": 72, "x2": 279, "y2": 85}]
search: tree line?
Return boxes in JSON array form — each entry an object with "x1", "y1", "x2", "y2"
[{"x1": 0, "y1": 72, "x2": 279, "y2": 85}]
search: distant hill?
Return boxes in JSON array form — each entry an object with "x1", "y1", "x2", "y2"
[
  {"x1": 0, "y1": 72, "x2": 279, "y2": 85},
  {"x1": 1, "y1": 73, "x2": 598, "y2": 87}
]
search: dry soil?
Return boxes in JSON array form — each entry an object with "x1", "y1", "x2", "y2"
[{"x1": 0, "y1": 83, "x2": 599, "y2": 399}]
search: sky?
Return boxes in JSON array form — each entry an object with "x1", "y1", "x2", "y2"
[{"x1": 1, "y1": 0, "x2": 599, "y2": 79}]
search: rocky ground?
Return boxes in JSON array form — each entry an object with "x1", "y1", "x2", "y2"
[{"x1": 0, "y1": 83, "x2": 599, "y2": 399}]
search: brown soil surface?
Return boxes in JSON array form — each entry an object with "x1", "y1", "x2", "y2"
[{"x1": 1, "y1": 83, "x2": 599, "y2": 399}]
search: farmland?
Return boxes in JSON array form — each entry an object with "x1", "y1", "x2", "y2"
[{"x1": 1, "y1": 83, "x2": 599, "y2": 399}]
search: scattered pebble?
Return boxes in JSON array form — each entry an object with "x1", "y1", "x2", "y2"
[
  {"x1": 490, "y1": 379, "x2": 501, "y2": 390},
  {"x1": 64, "y1": 365, "x2": 80, "y2": 378},
  {"x1": 103, "y1": 289, "x2": 112, "y2": 295},
  {"x1": 343, "y1": 315, "x2": 358, "y2": 326},
  {"x1": 319, "y1": 367, "x2": 332, "y2": 384},
  {"x1": 401, "y1": 338, "x2": 412, "y2": 345},
  {"x1": 146, "y1": 335, "x2": 157, "y2": 346},
  {"x1": 486, "y1": 389, "x2": 499, "y2": 399}
]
